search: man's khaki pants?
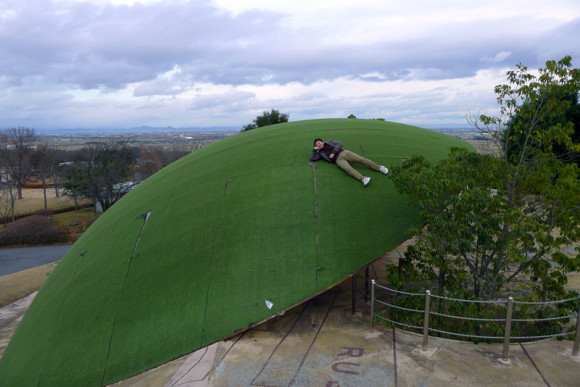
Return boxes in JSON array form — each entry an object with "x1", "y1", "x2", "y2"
[{"x1": 335, "y1": 150, "x2": 380, "y2": 181}]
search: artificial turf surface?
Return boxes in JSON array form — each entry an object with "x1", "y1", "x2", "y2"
[{"x1": 0, "y1": 119, "x2": 474, "y2": 386}]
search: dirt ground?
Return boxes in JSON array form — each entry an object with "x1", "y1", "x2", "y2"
[
  {"x1": 11, "y1": 188, "x2": 91, "y2": 215},
  {"x1": 465, "y1": 139, "x2": 500, "y2": 155},
  {"x1": 0, "y1": 262, "x2": 59, "y2": 307}
]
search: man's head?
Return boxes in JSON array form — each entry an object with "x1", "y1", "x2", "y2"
[{"x1": 313, "y1": 138, "x2": 324, "y2": 149}]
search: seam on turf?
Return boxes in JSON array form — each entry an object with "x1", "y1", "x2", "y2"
[
  {"x1": 201, "y1": 177, "x2": 231, "y2": 347},
  {"x1": 49, "y1": 250, "x2": 89, "y2": 319},
  {"x1": 55, "y1": 250, "x2": 88, "y2": 314},
  {"x1": 132, "y1": 211, "x2": 152, "y2": 257},
  {"x1": 101, "y1": 211, "x2": 151, "y2": 386},
  {"x1": 37, "y1": 249, "x2": 88, "y2": 386},
  {"x1": 210, "y1": 177, "x2": 231, "y2": 270},
  {"x1": 167, "y1": 164, "x2": 187, "y2": 203},
  {"x1": 310, "y1": 162, "x2": 319, "y2": 282}
]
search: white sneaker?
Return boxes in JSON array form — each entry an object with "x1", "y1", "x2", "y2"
[
  {"x1": 380, "y1": 166, "x2": 388, "y2": 175},
  {"x1": 362, "y1": 177, "x2": 371, "y2": 186}
]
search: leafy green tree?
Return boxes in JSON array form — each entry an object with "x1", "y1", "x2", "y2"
[
  {"x1": 505, "y1": 90, "x2": 580, "y2": 166},
  {"x1": 241, "y1": 109, "x2": 289, "y2": 132},
  {"x1": 348, "y1": 114, "x2": 357, "y2": 119},
  {"x1": 62, "y1": 162, "x2": 87, "y2": 211},
  {"x1": 389, "y1": 56, "x2": 580, "y2": 306},
  {"x1": 63, "y1": 140, "x2": 137, "y2": 212}
]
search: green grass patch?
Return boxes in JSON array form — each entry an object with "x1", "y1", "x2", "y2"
[{"x1": 51, "y1": 208, "x2": 99, "y2": 223}]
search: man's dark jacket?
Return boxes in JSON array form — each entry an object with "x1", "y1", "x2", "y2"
[{"x1": 310, "y1": 139, "x2": 343, "y2": 163}]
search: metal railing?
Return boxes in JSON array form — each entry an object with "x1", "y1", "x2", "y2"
[{"x1": 353, "y1": 275, "x2": 580, "y2": 360}]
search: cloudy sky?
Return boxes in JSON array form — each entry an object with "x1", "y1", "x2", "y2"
[{"x1": 1, "y1": 0, "x2": 579, "y2": 130}]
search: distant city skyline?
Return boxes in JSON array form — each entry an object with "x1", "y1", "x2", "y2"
[
  {"x1": 1, "y1": 0, "x2": 579, "y2": 130},
  {"x1": 33, "y1": 122, "x2": 474, "y2": 134}
]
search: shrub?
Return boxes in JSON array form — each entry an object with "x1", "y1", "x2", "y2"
[
  {"x1": 23, "y1": 183, "x2": 55, "y2": 189},
  {"x1": 34, "y1": 208, "x2": 54, "y2": 216},
  {"x1": 59, "y1": 218, "x2": 96, "y2": 234},
  {"x1": 0, "y1": 215, "x2": 67, "y2": 246},
  {"x1": 376, "y1": 287, "x2": 577, "y2": 343}
]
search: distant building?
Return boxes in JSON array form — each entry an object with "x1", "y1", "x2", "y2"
[{"x1": 0, "y1": 171, "x2": 10, "y2": 184}]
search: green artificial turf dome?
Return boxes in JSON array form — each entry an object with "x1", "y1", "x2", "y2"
[{"x1": 0, "y1": 119, "x2": 473, "y2": 386}]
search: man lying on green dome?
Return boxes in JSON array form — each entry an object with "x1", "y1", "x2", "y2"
[{"x1": 310, "y1": 138, "x2": 388, "y2": 187}]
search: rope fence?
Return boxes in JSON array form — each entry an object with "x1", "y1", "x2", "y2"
[{"x1": 352, "y1": 274, "x2": 580, "y2": 361}]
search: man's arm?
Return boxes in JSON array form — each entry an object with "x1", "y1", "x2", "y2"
[
  {"x1": 310, "y1": 148, "x2": 322, "y2": 161},
  {"x1": 327, "y1": 140, "x2": 342, "y2": 157}
]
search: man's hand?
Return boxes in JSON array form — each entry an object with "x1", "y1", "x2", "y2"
[{"x1": 329, "y1": 153, "x2": 334, "y2": 159}]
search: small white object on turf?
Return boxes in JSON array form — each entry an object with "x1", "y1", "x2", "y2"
[
  {"x1": 380, "y1": 166, "x2": 389, "y2": 175},
  {"x1": 362, "y1": 177, "x2": 370, "y2": 186}
]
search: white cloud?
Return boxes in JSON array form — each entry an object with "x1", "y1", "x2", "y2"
[
  {"x1": 480, "y1": 51, "x2": 512, "y2": 63},
  {"x1": 360, "y1": 72, "x2": 387, "y2": 80},
  {"x1": 0, "y1": 0, "x2": 579, "y2": 129},
  {"x1": 189, "y1": 89, "x2": 256, "y2": 110},
  {"x1": 0, "y1": 68, "x2": 505, "y2": 128}
]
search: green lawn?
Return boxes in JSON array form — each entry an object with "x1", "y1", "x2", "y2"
[{"x1": 51, "y1": 208, "x2": 98, "y2": 221}]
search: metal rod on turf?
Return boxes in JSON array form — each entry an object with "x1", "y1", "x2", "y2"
[
  {"x1": 365, "y1": 267, "x2": 370, "y2": 302},
  {"x1": 573, "y1": 295, "x2": 580, "y2": 357},
  {"x1": 503, "y1": 297, "x2": 514, "y2": 360},
  {"x1": 352, "y1": 275, "x2": 356, "y2": 315},
  {"x1": 370, "y1": 280, "x2": 375, "y2": 333},
  {"x1": 422, "y1": 290, "x2": 431, "y2": 351}
]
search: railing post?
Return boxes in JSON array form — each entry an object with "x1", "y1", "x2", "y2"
[
  {"x1": 503, "y1": 297, "x2": 514, "y2": 360},
  {"x1": 351, "y1": 275, "x2": 356, "y2": 315},
  {"x1": 364, "y1": 267, "x2": 370, "y2": 302},
  {"x1": 573, "y1": 295, "x2": 580, "y2": 357},
  {"x1": 370, "y1": 280, "x2": 375, "y2": 333},
  {"x1": 422, "y1": 290, "x2": 431, "y2": 351}
]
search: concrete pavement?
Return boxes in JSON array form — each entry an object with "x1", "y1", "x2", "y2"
[
  {"x1": 105, "y1": 274, "x2": 579, "y2": 387},
  {"x1": 0, "y1": 244, "x2": 72, "y2": 277}
]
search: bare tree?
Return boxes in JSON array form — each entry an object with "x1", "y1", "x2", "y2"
[
  {"x1": 137, "y1": 145, "x2": 164, "y2": 179},
  {"x1": 0, "y1": 127, "x2": 38, "y2": 199},
  {"x1": 52, "y1": 165, "x2": 63, "y2": 198},
  {"x1": 0, "y1": 182, "x2": 16, "y2": 228},
  {"x1": 159, "y1": 144, "x2": 195, "y2": 166},
  {"x1": 31, "y1": 144, "x2": 62, "y2": 209}
]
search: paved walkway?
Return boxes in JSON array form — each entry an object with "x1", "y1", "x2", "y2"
[{"x1": 0, "y1": 244, "x2": 72, "y2": 277}]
